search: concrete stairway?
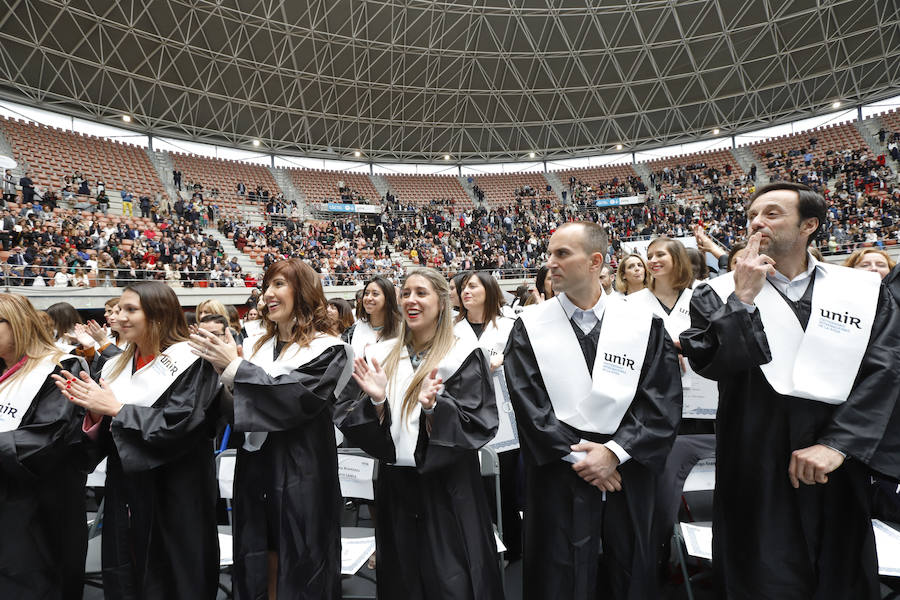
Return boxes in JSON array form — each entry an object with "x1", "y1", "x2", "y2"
[
  {"x1": 631, "y1": 162, "x2": 655, "y2": 196},
  {"x1": 543, "y1": 171, "x2": 568, "y2": 203},
  {"x1": 144, "y1": 148, "x2": 179, "y2": 203},
  {"x1": 269, "y1": 166, "x2": 307, "y2": 218},
  {"x1": 730, "y1": 146, "x2": 766, "y2": 182},
  {"x1": 457, "y1": 175, "x2": 481, "y2": 207},
  {"x1": 855, "y1": 116, "x2": 900, "y2": 172},
  {"x1": 202, "y1": 227, "x2": 259, "y2": 275},
  {"x1": 369, "y1": 174, "x2": 391, "y2": 201}
]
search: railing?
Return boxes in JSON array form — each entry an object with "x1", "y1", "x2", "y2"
[{"x1": 0, "y1": 262, "x2": 541, "y2": 288}]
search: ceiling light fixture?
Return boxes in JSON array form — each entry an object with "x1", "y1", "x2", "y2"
[
  {"x1": 443, "y1": 154, "x2": 451, "y2": 161},
  {"x1": 252, "y1": 139, "x2": 261, "y2": 147},
  {"x1": 615, "y1": 144, "x2": 623, "y2": 150},
  {"x1": 712, "y1": 128, "x2": 720, "y2": 135},
  {"x1": 832, "y1": 101, "x2": 842, "y2": 109},
  {"x1": 354, "y1": 151, "x2": 361, "y2": 157},
  {"x1": 121, "y1": 115, "x2": 132, "y2": 123}
]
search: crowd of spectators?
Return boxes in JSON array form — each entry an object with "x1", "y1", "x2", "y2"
[
  {"x1": 7, "y1": 122, "x2": 900, "y2": 290},
  {"x1": 0, "y1": 202, "x2": 258, "y2": 288}
]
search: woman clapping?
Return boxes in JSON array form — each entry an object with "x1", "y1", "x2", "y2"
[
  {"x1": 335, "y1": 267, "x2": 504, "y2": 600},
  {"x1": 191, "y1": 258, "x2": 353, "y2": 600},
  {"x1": 0, "y1": 294, "x2": 90, "y2": 600},
  {"x1": 55, "y1": 281, "x2": 222, "y2": 600}
]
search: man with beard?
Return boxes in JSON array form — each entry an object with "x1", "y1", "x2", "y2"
[{"x1": 682, "y1": 182, "x2": 900, "y2": 599}]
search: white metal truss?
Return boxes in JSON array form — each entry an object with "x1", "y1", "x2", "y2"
[{"x1": 0, "y1": 0, "x2": 897, "y2": 163}]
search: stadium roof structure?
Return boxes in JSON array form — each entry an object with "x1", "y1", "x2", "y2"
[{"x1": 0, "y1": 0, "x2": 898, "y2": 163}]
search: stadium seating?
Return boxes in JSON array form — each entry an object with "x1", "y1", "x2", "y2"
[
  {"x1": 383, "y1": 174, "x2": 472, "y2": 208},
  {"x1": 170, "y1": 152, "x2": 280, "y2": 218},
  {"x1": 0, "y1": 116, "x2": 165, "y2": 199},
  {"x1": 287, "y1": 169, "x2": 380, "y2": 205},
  {"x1": 468, "y1": 172, "x2": 556, "y2": 207}
]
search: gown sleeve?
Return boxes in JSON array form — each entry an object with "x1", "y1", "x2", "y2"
[
  {"x1": 817, "y1": 286, "x2": 900, "y2": 477},
  {"x1": 611, "y1": 316, "x2": 683, "y2": 473},
  {"x1": 232, "y1": 345, "x2": 348, "y2": 432},
  {"x1": 0, "y1": 356, "x2": 87, "y2": 479},
  {"x1": 414, "y1": 348, "x2": 499, "y2": 473},
  {"x1": 503, "y1": 318, "x2": 582, "y2": 466},
  {"x1": 333, "y1": 378, "x2": 397, "y2": 462},
  {"x1": 679, "y1": 283, "x2": 771, "y2": 379},
  {"x1": 110, "y1": 358, "x2": 221, "y2": 472},
  {"x1": 87, "y1": 343, "x2": 124, "y2": 378}
]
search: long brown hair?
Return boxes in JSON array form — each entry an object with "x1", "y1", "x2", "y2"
[
  {"x1": 647, "y1": 237, "x2": 694, "y2": 293},
  {"x1": 46, "y1": 302, "x2": 83, "y2": 341},
  {"x1": 106, "y1": 282, "x2": 191, "y2": 380},
  {"x1": 253, "y1": 258, "x2": 337, "y2": 358},
  {"x1": 359, "y1": 276, "x2": 401, "y2": 340},
  {"x1": 0, "y1": 294, "x2": 65, "y2": 388},
  {"x1": 455, "y1": 271, "x2": 503, "y2": 327},
  {"x1": 383, "y1": 268, "x2": 458, "y2": 424},
  {"x1": 615, "y1": 254, "x2": 650, "y2": 293}
]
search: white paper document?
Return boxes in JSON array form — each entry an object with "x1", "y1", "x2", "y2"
[
  {"x1": 86, "y1": 457, "x2": 107, "y2": 488},
  {"x1": 874, "y1": 519, "x2": 900, "y2": 577},
  {"x1": 487, "y1": 368, "x2": 520, "y2": 453},
  {"x1": 341, "y1": 536, "x2": 376, "y2": 575},
  {"x1": 338, "y1": 453, "x2": 377, "y2": 500},
  {"x1": 681, "y1": 370, "x2": 719, "y2": 419},
  {"x1": 217, "y1": 455, "x2": 236, "y2": 500},
  {"x1": 682, "y1": 458, "x2": 715, "y2": 492},
  {"x1": 680, "y1": 522, "x2": 713, "y2": 561},
  {"x1": 680, "y1": 519, "x2": 900, "y2": 577}
]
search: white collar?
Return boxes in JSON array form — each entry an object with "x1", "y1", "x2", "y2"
[
  {"x1": 767, "y1": 252, "x2": 823, "y2": 286},
  {"x1": 557, "y1": 292, "x2": 604, "y2": 321}
]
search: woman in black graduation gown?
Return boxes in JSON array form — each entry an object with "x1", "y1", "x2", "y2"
[
  {"x1": 0, "y1": 293, "x2": 89, "y2": 600},
  {"x1": 190, "y1": 258, "x2": 352, "y2": 600},
  {"x1": 335, "y1": 267, "x2": 504, "y2": 600},
  {"x1": 54, "y1": 281, "x2": 221, "y2": 600}
]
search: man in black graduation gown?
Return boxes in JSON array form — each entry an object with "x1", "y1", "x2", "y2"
[
  {"x1": 504, "y1": 221, "x2": 682, "y2": 600},
  {"x1": 681, "y1": 182, "x2": 900, "y2": 599}
]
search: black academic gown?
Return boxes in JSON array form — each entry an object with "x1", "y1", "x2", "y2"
[
  {"x1": 90, "y1": 354, "x2": 222, "y2": 600},
  {"x1": 681, "y1": 283, "x2": 900, "y2": 600},
  {"x1": 0, "y1": 356, "x2": 89, "y2": 600},
  {"x1": 230, "y1": 345, "x2": 347, "y2": 600},
  {"x1": 503, "y1": 315, "x2": 682, "y2": 600},
  {"x1": 334, "y1": 347, "x2": 504, "y2": 600}
]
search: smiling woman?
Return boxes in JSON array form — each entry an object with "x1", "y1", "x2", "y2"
[
  {"x1": 53, "y1": 281, "x2": 222, "y2": 600},
  {"x1": 192, "y1": 258, "x2": 353, "y2": 600},
  {"x1": 335, "y1": 267, "x2": 503, "y2": 599},
  {"x1": 0, "y1": 293, "x2": 90, "y2": 600}
]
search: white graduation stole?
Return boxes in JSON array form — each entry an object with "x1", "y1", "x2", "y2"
[
  {"x1": 365, "y1": 337, "x2": 482, "y2": 467},
  {"x1": 454, "y1": 317, "x2": 519, "y2": 450},
  {"x1": 241, "y1": 319, "x2": 263, "y2": 338},
  {"x1": 633, "y1": 286, "x2": 719, "y2": 419},
  {"x1": 706, "y1": 263, "x2": 879, "y2": 404},
  {"x1": 0, "y1": 354, "x2": 75, "y2": 433},
  {"x1": 350, "y1": 320, "x2": 379, "y2": 357},
  {"x1": 241, "y1": 334, "x2": 353, "y2": 452},
  {"x1": 55, "y1": 340, "x2": 76, "y2": 353},
  {"x1": 520, "y1": 293, "x2": 651, "y2": 434},
  {"x1": 103, "y1": 341, "x2": 199, "y2": 408}
]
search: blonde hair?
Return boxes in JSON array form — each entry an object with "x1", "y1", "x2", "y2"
[
  {"x1": 615, "y1": 254, "x2": 650, "y2": 294},
  {"x1": 382, "y1": 268, "x2": 457, "y2": 424},
  {"x1": 842, "y1": 248, "x2": 896, "y2": 270},
  {"x1": 196, "y1": 299, "x2": 229, "y2": 320},
  {"x1": 0, "y1": 294, "x2": 65, "y2": 392}
]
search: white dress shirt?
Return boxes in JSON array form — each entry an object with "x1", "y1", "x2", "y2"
[{"x1": 556, "y1": 293, "x2": 631, "y2": 465}]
